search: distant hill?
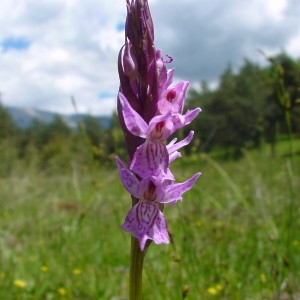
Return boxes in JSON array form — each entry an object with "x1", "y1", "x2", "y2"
[{"x1": 6, "y1": 106, "x2": 112, "y2": 130}]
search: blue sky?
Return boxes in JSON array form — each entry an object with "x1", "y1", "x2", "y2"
[
  {"x1": 2, "y1": 37, "x2": 31, "y2": 52},
  {"x1": 0, "y1": 0, "x2": 299, "y2": 115}
]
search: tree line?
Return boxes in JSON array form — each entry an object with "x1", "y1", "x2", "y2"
[
  {"x1": 184, "y1": 52, "x2": 300, "y2": 158},
  {"x1": 0, "y1": 52, "x2": 299, "y2": 173},
  {"x1": 0, "y1": 106, "x2": 126, "y2": 174}
]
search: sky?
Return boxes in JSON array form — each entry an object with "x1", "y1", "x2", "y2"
[{"x1": 0, "y1": 0, "x2": 300, "y2": 116}]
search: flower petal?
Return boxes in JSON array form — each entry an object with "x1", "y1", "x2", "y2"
[
  {"x1": 115, "y1": 156, "x2": 140, "y2": 198},
  {"x1": 156, "y1": 49, "x2": 174, "y2": 95},
  {"x1": 167, "y1": 131, "x2": 194, "y2": 163},
  {"x1": 158, "y1": 81, "x2": 189, "y2": 115},
  {"x1": 147, "y1": 111, "x2": 174, "y2": 140},
  {"x1": 183, "y1": 108, "x2": 202, "y2": 125},
  {"x1": 119, "y1": 92, "x2": 148, "y2": 138},
  {"x1": 172, "y1": 108, "x2": 201, "y2": 132},
  {"x1": 162, "y1": 172, "x2": 201, "y2": 205},
  {"x1": 130, "y1": 141, "x2": 172, "y2": 180},
  {"x1": 121, "y1": 202, "x2": 169, "y2": 250}
]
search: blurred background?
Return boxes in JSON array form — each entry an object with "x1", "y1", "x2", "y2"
[
  {"x1": 0, "y1": 0, "x2": 299, "y2": 115},
  {"x1": 0, "y1": 0, "x2": 299, "y2": 299}
]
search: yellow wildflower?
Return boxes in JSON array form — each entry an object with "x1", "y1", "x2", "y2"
[
  {"x1": 207, "y1": 284, "x2": 223, "y2": 296},
  {"x1": 14, "y1": 279, "x2": 27, "y2": 288},
  {"x1": 58, "y1": 288, "x2": 67, "y2": 296},
  {"x1": 207, "y1": 287, "x2": 218, "y2": 295},
  {"x1": 72, "y1": 268, "x2": 82, "y2": 275},
  {"x1": 260, "y1": 273, "x2": 267, "y2": 283},
  {"x1": 40, "y1": 266, "x2": 49, "y2": 272}
]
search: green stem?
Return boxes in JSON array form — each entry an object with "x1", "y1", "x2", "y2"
[{"x1": 129, "y1": 236, "x2": 146, "y2": 300}]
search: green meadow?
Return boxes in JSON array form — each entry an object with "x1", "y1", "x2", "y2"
[{"x1": 0, "y1": 140, "x2": 299, "y2": 300}]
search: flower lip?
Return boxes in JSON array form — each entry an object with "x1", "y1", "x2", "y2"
[{"x1": 121, "y1": 201, "x2": 169, "y2": 251}]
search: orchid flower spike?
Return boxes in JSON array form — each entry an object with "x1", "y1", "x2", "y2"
[{"x1": 116, "y1": 0, "x2": 201, "y2": 250}]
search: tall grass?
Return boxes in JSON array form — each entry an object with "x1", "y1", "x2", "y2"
[{"x1": 0, "y1": 144, "x2": 299, "y2": 299}]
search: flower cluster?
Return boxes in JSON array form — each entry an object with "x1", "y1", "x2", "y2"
[{"x1": 116, "y1": 0, "x2": 201, "y2": 251}]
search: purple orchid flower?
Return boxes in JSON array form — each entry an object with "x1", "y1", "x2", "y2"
[
  {"x1": 119, "y1": 92, "x2": 201, "y2": 141},
  {"x1": 130, "y1": 130, "x2": 196, "y2": 180},
  {"x1": 116, "y1": 0, "x2": 201, "y2": 254},
  {"x1": 118, "y1": 92, "x2": 200, "y2": 179},
  {"x1": 157, "y1": 81, "x2": 189, "y2": 115},
  {"x1": 116, "y1": 156, "x2": 201, "y2": 250}
]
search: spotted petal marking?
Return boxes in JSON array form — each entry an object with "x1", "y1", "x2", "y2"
[
  {"x1": 158, "y1": 81, "x2": 189, "y2": 115},
  {"x1": 121, "y1": 201, "x2": 169, "y2": 250},
  {"x1": 130, "y1": 139, "x2": 175, "y2": 182},
  {"x1": 130, "y1": 141, "x2": 172, "y2": 180}
]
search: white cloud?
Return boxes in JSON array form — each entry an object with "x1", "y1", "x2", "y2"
[
  {"x1": 0, "y1": 0, "x2": 125, "y2": 115},
  {"x1": 0, "y1": 0, "x2": 299, "y2": 116},
  {"x1": 151, "y1": 0, "x2": 300, "y2": 81},
  {"x1": 287, "y1": 32, "x2": 300, "y2": 56}
]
